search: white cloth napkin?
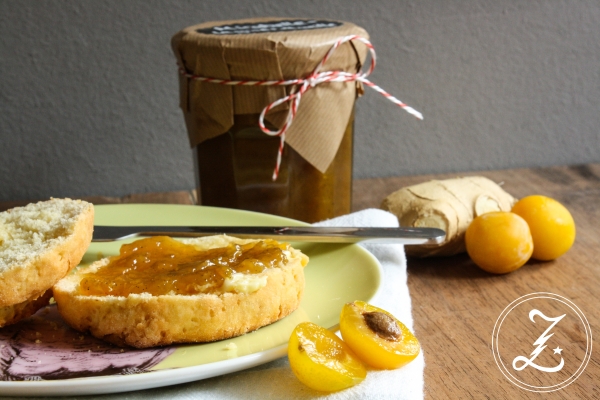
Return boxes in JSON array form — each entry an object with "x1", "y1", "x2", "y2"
[{"x1": 4, "y1": 209, "x2": 424, "y2": 400}]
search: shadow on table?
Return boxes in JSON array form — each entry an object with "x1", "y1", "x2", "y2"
[{"x1": 406, "y1": 253, "x2": 554, "y2": 280}]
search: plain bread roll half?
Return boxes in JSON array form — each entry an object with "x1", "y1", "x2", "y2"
[{"x1": 0, "y1": 198, "x2": 94, "y2": 327}]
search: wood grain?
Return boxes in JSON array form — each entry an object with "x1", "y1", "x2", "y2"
[{"x1": 354, "y1": 164, "x2": 599, "y2": 399}]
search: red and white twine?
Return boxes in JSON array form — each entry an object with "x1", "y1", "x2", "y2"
[{"x1": 179, "y1": 35, "x2": 423, "y2": 180}]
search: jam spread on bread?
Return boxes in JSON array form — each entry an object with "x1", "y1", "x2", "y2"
[{"x1": 77, "y1": 236, "x2": 289, "y2": 296}]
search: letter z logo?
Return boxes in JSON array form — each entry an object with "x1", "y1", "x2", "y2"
[
  {"x1": 512, "y1": 310, "x2": 565, "y2": 373},
  {"x1": 492, "y1": 293, "x2": 592, "y2": 393}
]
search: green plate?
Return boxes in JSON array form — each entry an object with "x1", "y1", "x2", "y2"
[{"x1": 1, "y1": 204, "x2": 382, "y2": 396}]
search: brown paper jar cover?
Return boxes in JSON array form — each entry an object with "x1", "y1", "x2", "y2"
[{"x1": 171, "y1": 18, "x2": 369, "y2": 174}]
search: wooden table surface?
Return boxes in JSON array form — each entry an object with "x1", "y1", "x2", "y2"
[
  {"x1": 2, "y1": 164, "x2": 598, "y2": 399},
  {"x1": 354, "y1": 164, "x2": 600, "y2": 399}
]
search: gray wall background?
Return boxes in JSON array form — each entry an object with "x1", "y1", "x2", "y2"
[{"x1": 1, "y1": 0, "x2": 599, "y2": 202}]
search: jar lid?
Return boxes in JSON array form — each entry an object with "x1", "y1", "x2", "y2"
[{"x1": 172, "y1": 18, "x2": 369, "y2": 173}]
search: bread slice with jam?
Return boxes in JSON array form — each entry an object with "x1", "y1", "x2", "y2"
[{"x1": 53, "y1": 235, "x2": 308, "y2": 348}]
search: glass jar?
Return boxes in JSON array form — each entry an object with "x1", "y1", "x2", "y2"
[
  {"x1": 195, "y1": 112, "x2": 353, "y2": 223},
  {"x1": 172, "y1": 18, "x2": 369, "y2": 223}
]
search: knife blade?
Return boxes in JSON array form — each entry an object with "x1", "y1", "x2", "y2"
[{"x1": 92, "y1": 225, "x2": 445, "y2": 245}]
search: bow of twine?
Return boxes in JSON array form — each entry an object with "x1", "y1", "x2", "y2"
[{"x1": 179, "y1": 35, "x2": 423, "y2": 181}]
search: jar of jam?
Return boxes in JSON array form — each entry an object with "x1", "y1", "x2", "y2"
[{"x1": 172, "y1": 18, "x2": 369, "y2": 223}]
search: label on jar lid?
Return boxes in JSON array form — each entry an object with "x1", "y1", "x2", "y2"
[
  {"x1": 196, "y1": 19, "x2": 343, "y2": 35},
  {"x1": 172, "y1": 18, "x2": 369, "y2": 174}
]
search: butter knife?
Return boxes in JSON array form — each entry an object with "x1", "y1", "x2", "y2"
[{"x1": 92, "y1": 225, "x2": 445, "y2": 245}]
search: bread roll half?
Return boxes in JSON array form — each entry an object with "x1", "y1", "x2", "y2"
[
  {"x1": 0, "y1": 198, "x2": 94, "y2": 327},
  {"x1": 0, "y1": 289, "x2": 54, "y2": 327},
  {"x1": 53, "y1": 235, "x2": 308, "y2": 348}
]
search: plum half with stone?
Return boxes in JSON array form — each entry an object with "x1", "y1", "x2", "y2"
[
  {"x1": 288, "y1": 321, "x2": 366, "y2": 392},
  {"x1": 339, "y1": 301, "x2": 421, "y2": 369}
]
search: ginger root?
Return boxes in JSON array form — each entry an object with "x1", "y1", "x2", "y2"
[{"x1": 381, "y1": 176, "x2": 516, "y2": 257}]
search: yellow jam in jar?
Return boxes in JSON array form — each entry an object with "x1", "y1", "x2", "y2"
[
  {"x1": 195, "y1": 112, "x2": 354, "y2": 223},
  {"x1": 77, "y1": 236, "x2": 289, "y2": 297}
]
